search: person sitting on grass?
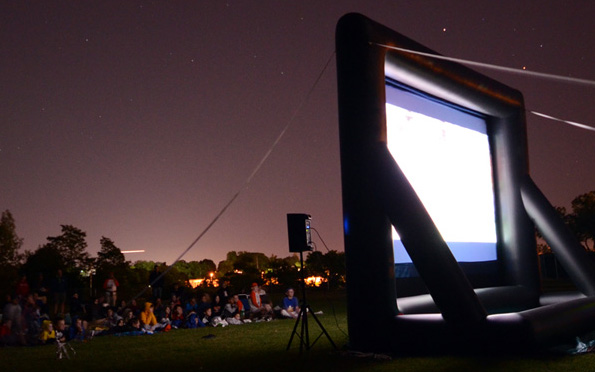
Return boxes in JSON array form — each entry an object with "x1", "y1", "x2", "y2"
[
  {"x1": 170, "y1": 294, "x2": 181, "y2": 308},
  {"x1": 196, "y1": 293, "x2": 212, "y2": 319},
  {"x1": 185, "y1": 297, "x2": 199, "y2": 314},
  {"x1": 202, "y1": 307, "x2": 227, "y2": 327},
  {"x1": 201, "y1": 307, "x2": 213, "y2": 325},
  {"x1": 222, "y1": 294, "x2": 239, "y2": 319},
  {"x1": 225, "y1": 312, "x2": 251, "y2": 325},
  {"x1": 116, "y1": 299, "x2": 129, "y2": 316},
  {"x1": 281, "y1": 288, "x2": 300, "y2": 319},
  {"x1": 101, "y1": 307, "x2": 122, "y2": 329},
  {"x1": 127, "y1": 317, "x2": 144, "y2": 335},
  {"x1": 0, "y1": 319, "x2": 15, "y2": 346},
  {"x1": 54, "y1": 317, "x2": 67, "y2": 344},
  {"x1": 23, "y1": 294, "x2": 41, "y2": 343},
  {"x1": 128, "y1": 298, "x2": 141, "y2": 317},
  {"x1": 121, "y1": 308, "x2": 135, "y2": 326},
  {"x1": 185, "y1": 310, "x2": 206, "y2": 329},
  {"x1": 110, "y1": 318, "x2": 128, "y2": 334},
  {"x1": 68, "y1": 317, "x2": 87, "y2": 341},
  {"x1": 140, "y1": 302, "x2": 165, "y2": 332},
  {"x1": 39, "y1": 319, "x2": 56, "y2": 344},
  {"x1": 211, "y1": 294, "x2": 224, "y2": 317},
  {"x1": 89, "y1": 296, "x2": 107, "y2": 322},
  {"x1": 171, "y1": 304, "x2": 185, "y2": 329},
  {"x1": 249, "y1": 283, "x2": 274, "y2": 320}
]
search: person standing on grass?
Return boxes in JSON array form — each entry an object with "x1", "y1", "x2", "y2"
[
  {"x1": 149, "y1": 265, "x2": 164, "y2": 300},
  {"x1": 15, "y1": 275, "x2": 30, "y2": 300},
  {"x1": 52, "y1": 269, "x2": 68, "y2": 315},
  {"x1": 103, "y1": 272, "x2": 119, "y2": 307}
]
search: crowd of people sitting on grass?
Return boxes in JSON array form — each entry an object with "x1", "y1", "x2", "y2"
[{"x1": 0, "y1": 277, "x2": 302, "y2": 347}]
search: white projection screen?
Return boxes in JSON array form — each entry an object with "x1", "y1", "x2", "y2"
[{"x1": 386, "y1": 82, "x2": 498, "y2": 271}]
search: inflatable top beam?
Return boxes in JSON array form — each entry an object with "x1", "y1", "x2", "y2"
[{"x1": 336, "y1": 13, "x2": 595, "y2": 353}]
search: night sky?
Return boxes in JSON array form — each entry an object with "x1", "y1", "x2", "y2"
[{"x1": 1, "y1": 1, "x2": 593, "y2": 265}]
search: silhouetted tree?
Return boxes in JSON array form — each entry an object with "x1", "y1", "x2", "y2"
[
  {"x1": 263, "y1": 254, "x2": 299, "y2": 290},
  {"x1": 96, "y1": 237, "x2": 128, "y2": 270},
  {"x1": 305, "y1": 250, "x2": 346, "y2": 289},
  {"x1": 44, "y1": 225, "x2": 91, "y2": 273},
  {"x1": 0, "y1": 210, "x2": 24, "y2": 268},
  {"x1": 0, "y1": 210, "x2": 24, "y2": 297},
  {"x1": 132, "y1": 260, "x2": 158, "y2": 271},
  {"x1": 568, "y1": 191, "x2": 595, "y2": 250},
  {"x1": 305, "y1": 251, "x2": 325, "y2": 276},
  {"x1": 233, "y1": 251, "x2": 269, "y2": 273},
  {"x1": 199, "y1": 259, "x2": 217, "y2": 274},
  {"x1": 23, "y1": 244, "x2": 63, "y2": 275},
  {"x1": 544, "y1": 191, "x2": 595, "y2": 252}
]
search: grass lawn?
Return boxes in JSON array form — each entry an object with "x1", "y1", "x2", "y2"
[{"x1": 2, "y1": 290, "x2": 594, "y2": 372}]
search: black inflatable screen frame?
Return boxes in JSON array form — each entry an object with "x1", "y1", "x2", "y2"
[{"x1": 335, "y1": 13, "x2": 595, "y2": 353}]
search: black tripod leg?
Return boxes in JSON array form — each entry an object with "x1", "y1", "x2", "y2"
[
  {"x1": 302, "y1": 306, "x2": 309, "y2": 351},
  {"x1": 286, "y1": 307, "x2": 304, "y2": 350},
  {"x1": 307, "y1": 305, "x2": 337, "y2": 350}
]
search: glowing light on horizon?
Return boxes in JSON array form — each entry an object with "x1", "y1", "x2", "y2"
[
  {"x1": 188, "y1": 279, "x2": 205, "y2": 288},
  {"x1": 305, "y1": 276, "x2": 326, "y2": 287},
  {"x1": 121, "y1": 250, "x2": 145, "y2": 254}
]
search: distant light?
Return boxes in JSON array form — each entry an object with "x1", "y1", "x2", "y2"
[
  {"x1": 305, "y1": 276, "x2": 326, "y2": 287},
  {"x1": 121, "y1": 250, "x2": 145, "y2": 254},
  {"x1": 188, "y1": 278, "x2": 205, "y2": 288}
]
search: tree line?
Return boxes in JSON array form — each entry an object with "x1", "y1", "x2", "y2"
[
  {"x1": 537, "y1": 190, "x2": 595, "y2": 254},
  {"x1": 1, "y1": 190, "x2": 593, "y2": 302},
  {"x1": 0, "y1": 211, "x2": 346, "y2": 303}
]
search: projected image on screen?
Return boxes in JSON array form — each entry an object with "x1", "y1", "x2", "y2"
[{"x1": 386, "y1": 84, "x2": 497, "y2": 265}]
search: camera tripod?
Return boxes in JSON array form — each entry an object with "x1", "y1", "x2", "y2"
[{"x1": 286, "y1": 250, "x2": 337, "y2": 352}]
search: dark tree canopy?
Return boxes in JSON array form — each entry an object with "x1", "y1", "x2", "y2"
[
  {"x1": 44, "y1": 225, "x2": 91, "y2": 273},
  {"x1": 547, "y1": 191, "x2": 595, "y2": 252},
  {"x1": 23, "y1": 244, "x2": 64, "y2": 280},
  {"x1": 0, "y1": 210, "x2": 23, "y2": 268},
  {"x1": 0, "y1": 210, "x2": 23, "y2": 297},
  {"x1": 569, "y1": 191, "x2": 595, "y2": 250},
  {"x1": 305, "y1": 250, "x2": 346, "y2": 289},
  {"x1": 96, "y1": 236, "x2": 128, "y2": 271}
]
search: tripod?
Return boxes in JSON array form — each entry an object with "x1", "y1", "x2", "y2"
[{"x1": 286, "y1": 250, "x2": 337, "y2": 352}]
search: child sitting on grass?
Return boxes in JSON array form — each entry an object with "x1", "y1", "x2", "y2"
[
  {"x1": 0, "y1": 319, "x2": 16, "y2": 346},
  {"x1": 39, "y1": 319, "x2": 56, "y2": 344},
  {"x1": 171, "y1": 305, "x2": 185, "y2": 329},
  {"x1": 68, "y1": 317, "x2": 87, "y2": 341}
]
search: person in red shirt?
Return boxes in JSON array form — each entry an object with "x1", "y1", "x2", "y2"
[
  {"x1": 15, "y1": 275, "x2": 30, "y2": 299},
  {"x1": 103, "y1": 272, "x2": 120, "y2": 307},
  {"x1": 249, "y1": 283, "x2": 273, "y2": 320}
]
